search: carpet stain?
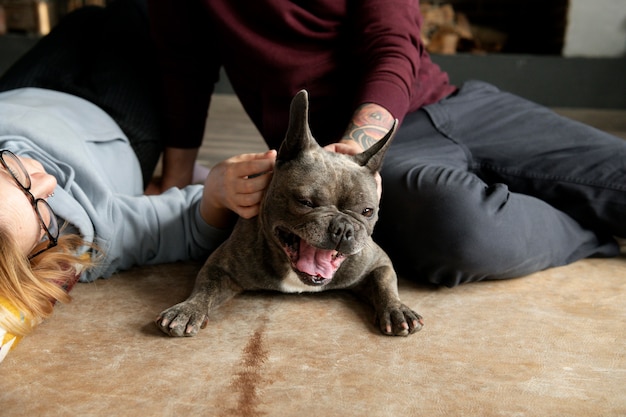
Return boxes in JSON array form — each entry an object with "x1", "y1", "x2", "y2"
[{"x1": 228, "y1": 322, "x2": 269, "y2": 417}]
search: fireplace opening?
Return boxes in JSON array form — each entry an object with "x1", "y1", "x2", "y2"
[{"x1": 420, "y1": 0, "x2": 570, "y2": 55}]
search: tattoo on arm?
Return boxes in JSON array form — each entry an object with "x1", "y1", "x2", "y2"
[{"x1": 343, "y1": 103, "x2": 394, "y2": 149}]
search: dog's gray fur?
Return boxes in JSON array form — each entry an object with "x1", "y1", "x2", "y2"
[{"x1": 156, "y1": 90, "x2": 423, "y2": 337}]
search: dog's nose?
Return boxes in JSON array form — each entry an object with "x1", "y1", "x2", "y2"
[{"x1": 329, "y1": 217, "x2": 354, "y2": 245}]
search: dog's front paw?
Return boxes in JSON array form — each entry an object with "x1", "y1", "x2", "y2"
[
  {"x1": 155, "y1": 301, "x2": 208, "y2": 337},
  {"x1": 376, "y1": 303, "x2": 423, "y2": 336}
]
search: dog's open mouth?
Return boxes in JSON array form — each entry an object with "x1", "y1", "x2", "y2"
[{"x1": 276, "y1": 228, "x2": 347, "y2": 286}]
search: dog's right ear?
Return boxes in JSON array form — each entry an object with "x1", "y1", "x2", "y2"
[{"x1": 277, "y1": 90, "x2": 319, "y2": 163}]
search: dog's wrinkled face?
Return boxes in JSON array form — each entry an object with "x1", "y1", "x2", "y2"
[
  {"x1": 268, "y1": 151, "x2": 380, "y2": 286},
  {"x1": 260, "y1": 90, "x2": 395, "y2": 287}
]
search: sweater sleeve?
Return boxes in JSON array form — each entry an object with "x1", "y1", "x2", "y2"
[{"x1": 351, "y1": 0, "x2": 452, "y2": 122}]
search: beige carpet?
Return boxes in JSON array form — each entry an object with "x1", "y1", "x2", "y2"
[{"x1": 1, "y1": 95, "x2": 625, "y2": 417}]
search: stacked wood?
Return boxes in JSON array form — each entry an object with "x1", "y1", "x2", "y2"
[{"x1": 420, "y1": 1, "x2": 507, "y2": 54}]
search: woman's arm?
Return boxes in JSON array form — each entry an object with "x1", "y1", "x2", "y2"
[{"x1": 85, "y1": 150, "x2": 276, "y2": 281}]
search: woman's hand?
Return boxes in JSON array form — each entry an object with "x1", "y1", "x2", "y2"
[
  {"x1": 200, "y1": 149, "x2": 277, "y2": 228},
  {"x1": 323, "y1": 140, "x2": 364, "y2": 156}
]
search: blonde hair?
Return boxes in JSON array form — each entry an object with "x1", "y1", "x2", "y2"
[{"x1": 0, "y1": 225, "x2": 95, "y2": 337}]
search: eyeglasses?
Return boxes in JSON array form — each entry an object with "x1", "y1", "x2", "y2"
[{"x1": 0, "y1": 150, "x2": 59, "y2": 259}]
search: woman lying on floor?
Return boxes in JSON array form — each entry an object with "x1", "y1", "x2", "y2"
[{"x1": 0, "y1": 1, "x2": 275, "y2": 362}]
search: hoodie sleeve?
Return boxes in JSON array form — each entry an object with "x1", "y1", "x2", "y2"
[{"x1": 81, "y1": 185, "x2": 230, "y2": 282}]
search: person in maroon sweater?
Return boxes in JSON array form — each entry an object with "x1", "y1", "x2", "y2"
[{"x1": 148, "y1": 0, "x2": 626, "y2": 287}]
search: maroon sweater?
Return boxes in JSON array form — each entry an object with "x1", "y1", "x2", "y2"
[{"x1": 148, "y1": 0, "x2": 456, "y2": 149}]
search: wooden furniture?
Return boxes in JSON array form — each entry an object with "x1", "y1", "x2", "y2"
[{"x1": 0, "y1": 0, "x2": 55, "y2": 35}]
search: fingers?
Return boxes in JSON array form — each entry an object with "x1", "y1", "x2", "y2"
[
  {"x1": 233, "y1": 171, "x2": 274, "y2": 218},
  {"x1": 209, "y1": 150, "x2": 276, "y2": 218},
  {"x1": 227, "y1": 150, "x2": 275, "y2": 179},
  {"x1": 324, "y1": 140, "x2": 364, "y2": 155},
  {"x1": 231, "y1": 149, "x2": 276, "y2": 166},
  {"x1": 228, "y1": 149, "x2": 274, "y2": 190},
  {"x1": 375, "y1": 172, "x2": 383, "y2": 202}
]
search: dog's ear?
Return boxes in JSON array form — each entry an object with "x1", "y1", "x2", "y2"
[
  {"x1": 277, "y1": 89, "x2": 319, "y2": 163},
  {"x1": 353, "y1": 120, "x2": 397, "y2": 172}
]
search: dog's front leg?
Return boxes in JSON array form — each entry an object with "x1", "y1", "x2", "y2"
[
  {"x1": 352, "y1": 265, "x2": 423, "y2": 336},
  {"x1": 156, "y1": 262, "x2": 242, "y2": 337}
]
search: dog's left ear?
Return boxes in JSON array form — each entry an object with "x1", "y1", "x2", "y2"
[
  {"x1": 353, "y1": 120, "x2": 397, "y2": 172},
  {"x1": 278, "y1": 89, "x2": 319, "y2": 163}
]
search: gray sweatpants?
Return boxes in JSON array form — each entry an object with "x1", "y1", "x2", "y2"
[{"x1": 375, "y1": 81, "x2": 626, "y2": 286}]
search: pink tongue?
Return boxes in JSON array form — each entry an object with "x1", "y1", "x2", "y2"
[{"x1": 295, "y1": 240, "x2": 336, "y2": 279}]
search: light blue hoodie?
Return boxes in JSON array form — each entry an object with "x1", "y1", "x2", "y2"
[{"x1": 0, "y1": 88, "x2": 229, "y2": 282}]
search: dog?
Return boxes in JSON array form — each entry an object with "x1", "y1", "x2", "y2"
[{"x1": 156, "y1": 90, "x2": 423, "y2": 337}]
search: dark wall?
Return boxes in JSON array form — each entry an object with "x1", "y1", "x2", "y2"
[{"x1": 432, "y1": 54, "x2": 626, "y2": 109}]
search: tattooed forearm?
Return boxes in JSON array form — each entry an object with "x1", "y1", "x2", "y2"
[
  {"x1": 342, "y1": 103, "x2": 395, "y2": 149},
  {"x1": 344, "y1": 122, "x2": 389, "y2": 149}
]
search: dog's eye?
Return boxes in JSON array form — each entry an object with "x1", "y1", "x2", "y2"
[
  {"x1": 298, "y1": 199, "x2": 315, "y2": 208},
  {"x1": 362, "y1": 208, "x2": 374, "y2": 218}
]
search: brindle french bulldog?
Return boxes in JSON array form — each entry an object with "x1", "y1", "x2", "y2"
[{"x1": 156, "y1": 90, "x2": 423, "y2": 337}]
